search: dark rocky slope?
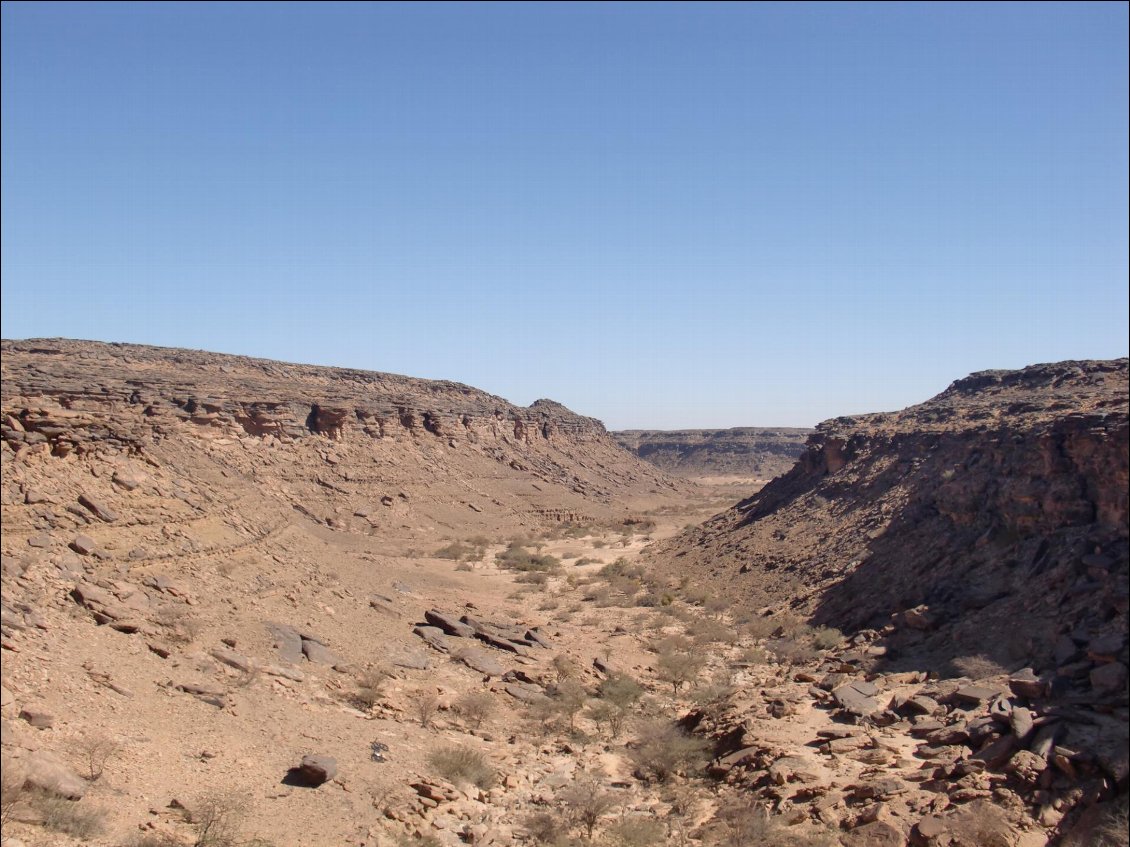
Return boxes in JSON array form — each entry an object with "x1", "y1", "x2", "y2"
[{"x1": 648, "y1": 359, "x2": 1129, "y2": 845}]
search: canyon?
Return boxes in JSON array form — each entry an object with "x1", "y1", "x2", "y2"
[{"x1": 1, "y1": 341, "x2": 1126, "y2": 847}]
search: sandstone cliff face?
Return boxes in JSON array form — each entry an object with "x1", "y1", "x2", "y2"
[
  {"x1": 613, "y1": 427, "x2": 812, "y2": 480},
  {"x1": 1, "y1": 339, "x2": 681, "y2": 534},
  {"x1": 651, "y1": 359, "x2": 1129, "y2": 673}
]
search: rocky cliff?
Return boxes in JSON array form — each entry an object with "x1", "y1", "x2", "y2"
[
  {"x1": 613, "y1": 427, "x2": 812, "y2": 481},
  {"x1": 1, "y1": 339, "x2": 682, "y2": 535},
  {"x1": 651, "y1": 359, "x2": 1128, "y2": 672}
]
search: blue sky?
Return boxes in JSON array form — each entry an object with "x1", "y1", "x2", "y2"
[{"x1": 3, "y1": 2, "x2": 1127, "y2": 429}]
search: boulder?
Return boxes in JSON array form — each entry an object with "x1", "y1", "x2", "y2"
[
  {"x1": 1090, "y1": 661, "x2": 1127, "y2": 694},
  {"x1": 842, "y1": 820, "x2": 908, "y2": 847},
  {"x1": 424, "y1": 610, "x2": 476, "y2": 638},
  {"x1": 297, "y1": 754, "x2": 336, "y2": 786},
  {"x1": 265, "y1": 622, "x2": 304, "y2": 664},
  {"x1": 23, "y1": 750, "x2": 86, "y2": 799},
  {"x1": 78, "y1": 493, "x2": 119, "y2": 522},
  {"x1": 833, "y1": 681, "x2": 887, "y2": 717},
  {"x1": 18, "y1": 708, "x2": 54, "y2": 729},
  {"x1": 301, "y1": 639, "x2": 340, "y2": 666},
  {"x1": 70, "y1": 535, "x2": 99, "y2": 556}
]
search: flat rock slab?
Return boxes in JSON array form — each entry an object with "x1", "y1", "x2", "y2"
[
  {"x1": 211, "y1": 647, "x2": 257, "y2": 673},
  {"x1": 833, "y1": 681, "x2": 886, "y2": 717},
  {"x1": 78, "y1": 493, "x2": 119, "y2": 522},
  {"x1": 391, "y1": 649, "x2": 431, "y2": 670},
  {"x1": 840, "y1": 820, "x2": 907, "y2": 847},
  {"x1": 265, "y1": 622, "x2": 304, "y2": 664},
  {"x1": 954, "y1": 684, "x2": 1003, "y2": 705},
  {"x1": 502, "y1": 681, "x2": 548, "y2": 703},
  {"x1": 70, "y1": 535, "x2": 99, "y2": 556},
  {"x1": 368, "y1": 595, "x2": 401, "y2": 618},
  {"x1": 414, "y1": 625, "x2": 450, "y2": 653},
  {"x1": 301, "y1": 639, "x2": 340, "y2": 666},
  {"x1": 425, "y1": 609, "x2": 476, "y2": 638},
  {"x1": 458, "y1": 647, "x2": 506, "y2": 677}
]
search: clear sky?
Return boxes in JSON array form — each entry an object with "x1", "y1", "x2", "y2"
[{"x1": 3, "y1": 2, "x2": 1127, "y2": 429}]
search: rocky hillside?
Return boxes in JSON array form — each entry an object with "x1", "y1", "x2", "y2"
[
  {"x1": 613, "y1": 427, "x2": 811, "y2": 481},
  {"x1": 0, "y1": 338, "x2": 700, "y2": 847},
  {"x1": 1, "y1": 339, "x2": 682, "y2": 535},
  {"x1": 650, "y1": 359, "x2": 1128, "y2": 669},
  {"x1": 646, "y1": 359, "x2": 1129, "y2": 841}
]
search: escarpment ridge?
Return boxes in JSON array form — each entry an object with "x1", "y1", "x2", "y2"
[
  {"x1": 613, "y1": 427, "x2": 812, "y2": 481},
  {"x1": 1, "y1": 338, "x2": 683, "y2": 532}
]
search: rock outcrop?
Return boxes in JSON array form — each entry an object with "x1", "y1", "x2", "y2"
[
  {"x1": 650, "y1": 359, "x2": 1128, "y2": 672},
  {"x1": 1, "y1": 339, "x2": 682, "y2": 535},
  {"x1": 614, "y1": 427, "x2": 812, "y2": 481},
  {"x1": 649, "y1": 359, "x2": 1129, "y2": 841}
]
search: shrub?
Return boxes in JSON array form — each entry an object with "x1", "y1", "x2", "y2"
[
  {"x1": 354, "y1": 665, "x2": 394, "y2": 709},
  {"x1": 951, "y1": 654, "x2": 1011, "y2": 680},
  {"x1": 559, "y1": 774, "x2": 616, "y2": 840},
  {"x1": 155, "y1": 604, "x2": 204, "y2": 643},
  {"x1": 186, "y1": 791, "x2": 247, "y2": 847},
  {"x1": 655, "y1": 649, "x2": 705, "y2": 694},
  {"x1": 453, "y1": 691, "x2": 495, "y2": 730},
  {"x1": 435, "y1": 540, "x2": 488, "y2": 562},
  {"x1": 428, "y1": 746, "x2": 495, "y2": 789},
  {"x1": 32, "y1": 789, "x2": 107, "y2": 838},
  {"x1": 73, "y1": 732, "x2": 122, "y2": 781},
  {"x1": 551, "y1": 680, "x2": 589, "y2": 732},
  {"x1": 687, "y1": 617, "x2": 739, "y2": 645},
  {"x1": 598, "y1": 673, "x2": 643, "y2": 708},
  {"x1": 413, "y1": 689, "x2": 441, "y2": 728},
  {"x1": 552, "y1": 654, "x2": 580, "y2": 681},
  {"x1": 810, "y1": 626, "x2": 843, "y2": 650},
  {"x1": 691, "y1": 674, "x2": 736, "y2": 706},
  {"x1": 523, "y1": 811, "x2": 564, "y2": 844},
  {"x1": 605, "y1": 817, "x2": 667, "y2": 847},
  {"x1": 495, "y1": 544, "x2": 560, "y2": 573},
  {"x1": 767, "y1": 638, "x2": 819, "y2": 665},
  {"x1": 628, "y1": 721, "x2": 710, "y2": 782},
  {"x1": 587, "y1": 700, "x2": 628, "y2": 738}
]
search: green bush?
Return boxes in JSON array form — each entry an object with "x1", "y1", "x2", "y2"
[{"x1": 495, "y1": 543, "x2": 560, "y2": 573}]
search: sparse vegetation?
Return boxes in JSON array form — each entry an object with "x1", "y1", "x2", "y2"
[
  {"x1": 628, "y1": 721, "x2": 710, "y2": 782},
  {"x1": 428, "y1": 745, "x2": 495, "y2": 789},
  {"x1": 32, "y1": 789, "x2": 107, "y2": 839},
  {"x1": 1, "y1": 765, "x2": 26, "y2": 826},
  {"x1": 413, "y1": 688, "x2": 441, "y2": 728},
  {"x1": 73, "y1": 732, "x2": 123, "y2": 781},
  {"x1": 155, "y1": 604, "x2": 204, "y2": 643},
  {"x1": 496, "y1": 543, "x2": 561, "y2": 573},
  {"x1": 655, "y1": 647, "x2": 705, "y2": 694},
  {"x1": 453, "y1": 690, "x2": 495, "y2": 730},
  {"x1": 354, "y1": 665, "x2": 394, "y2": 709},
  {"x1": 559, "y1": 774, "x2": 616, "y2": 840}
]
